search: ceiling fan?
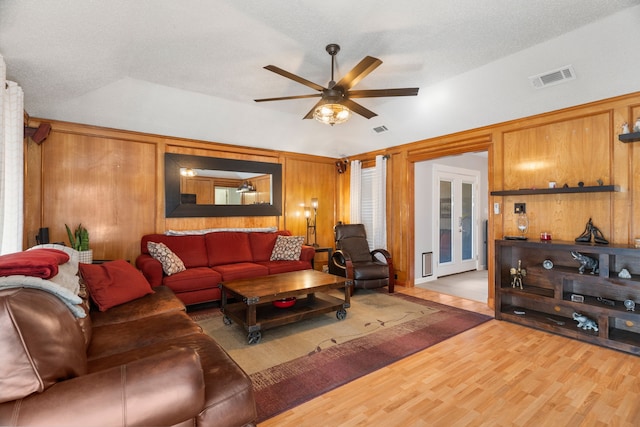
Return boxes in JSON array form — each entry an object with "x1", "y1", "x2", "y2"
[{"x1": 254, "y1": 44, "x2": 419, "y2": 125}]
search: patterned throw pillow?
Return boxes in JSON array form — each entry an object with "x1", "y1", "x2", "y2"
[
  {"x1": 147, "y1": 241, "x2": 186, "y2": 275},
  {"x1": 270, "y1": 235, "x2": 304, "y2": 261}
]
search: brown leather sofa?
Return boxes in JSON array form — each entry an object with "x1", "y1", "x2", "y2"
[{"x1": 0, "y1": 285, "x2": 257, "y2": 427}]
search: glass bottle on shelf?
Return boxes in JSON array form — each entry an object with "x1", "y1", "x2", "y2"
[{"x1": 516, "y1": 213, "x2": 529, "y2": 238}]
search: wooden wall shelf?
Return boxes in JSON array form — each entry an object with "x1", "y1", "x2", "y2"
[
  {"x1": 495, "y1": 239, "x2": 640, "y2": 356},
  {"x1": 491, "y1": 185, "x2": 620, "y2": 196},
  {"x1": 619, "y1": 132, "x2": 640, "y2": 143}
]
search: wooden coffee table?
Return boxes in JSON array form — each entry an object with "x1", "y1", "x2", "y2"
[{"x1": 220, "y1": 269, "x2": 351, "y2": 344}]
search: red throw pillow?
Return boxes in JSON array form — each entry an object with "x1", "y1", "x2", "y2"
[{"x1": 79, "y1": 260, "x2": 154, "y2": 311}]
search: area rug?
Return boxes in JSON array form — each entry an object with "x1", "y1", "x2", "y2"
[{"x1": 191, "y1": 289, "x2": 491, "y2": 422}]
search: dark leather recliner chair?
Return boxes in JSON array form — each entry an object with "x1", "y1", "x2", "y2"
[{"x1": 329, "y1": 223, "x2": 394, "y2": 294}]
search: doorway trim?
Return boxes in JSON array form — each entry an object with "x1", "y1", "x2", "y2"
[{"x1": 405, "y1": 134, "x2": 495, "y2": 307}]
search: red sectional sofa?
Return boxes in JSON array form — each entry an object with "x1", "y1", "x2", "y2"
[{"x1": 136, "y1": 230, "x2": 315, "y2": 305}]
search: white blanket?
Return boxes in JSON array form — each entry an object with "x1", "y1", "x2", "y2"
[
  {"x1": 166, "y1": 227, "x2": 278, "y2": 235},
  {"x1": 0, "y1": 275, "x2": 86, "y2": 318}
]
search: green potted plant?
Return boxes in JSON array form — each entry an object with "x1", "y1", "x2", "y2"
[{"x1": 65, "y1": 223, "x2": 92, "y2": 264}]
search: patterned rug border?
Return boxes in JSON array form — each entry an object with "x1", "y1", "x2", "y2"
[{"x1": 239, "y1": 291, "x2": 492, "y2": 422}]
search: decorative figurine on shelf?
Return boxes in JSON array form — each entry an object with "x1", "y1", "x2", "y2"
[
  {"x1": 510, "y1": 259, "x2": 526, "y2": 289},
  {"x1": 622, "y1": 122, "x2": 630, "y2": 134},
  {"x1": 575, "y1": 218, "x2": 608, "y2": 244},
  {"x1": 624, "y1": 300, "x2": 635, "y2": 312},
  {"x1": 573, "y1": 312, "x2": 598, "y2": 332},
  {"x1": 634, "y1": 117, "x2": 640, "y2": 132},
  {"x1": 618, "y1": 268, "x2": 631, "y2": 279},
  {"x1": 571, "y1": 251, "x2": 599, "y2": 275}
]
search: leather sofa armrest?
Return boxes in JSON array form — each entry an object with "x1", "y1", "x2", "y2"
[
  {"x1": 136, "y1": 253, "x2": 164, "y2": 287},
  {"x1": 371, "y1": 248, "x2": 392, "y2": 262},
  {"x1": 0, "y1": 347, "x2": 205, "y2": 427},
  {"x1": 331, "y1": 249, "x2": 354, "y2": 279}
]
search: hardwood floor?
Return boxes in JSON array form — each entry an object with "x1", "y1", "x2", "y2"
[{"x1": 259, "y1": 287, "x2": 640, "y2": 426}]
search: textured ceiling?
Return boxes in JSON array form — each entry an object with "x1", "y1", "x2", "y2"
[{"x1": 2, "y1": 0, "x2": 640, "y2": 157}]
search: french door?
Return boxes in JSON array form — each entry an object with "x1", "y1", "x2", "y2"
[{"x1": 434, "y1": 165, "x2": 479, "y2": 277}]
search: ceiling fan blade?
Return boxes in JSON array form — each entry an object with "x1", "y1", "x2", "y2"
[
  {"x1": 335, "y1": 56, "x2": 382, "y2": 91},
  {"x1": 348, "y1": 88, "x2": 419, "y2": 98},
  {"x1": 342, "y1": 99, "x2": 377, "y2": 119},
  {"x1": 254, "y1": 93, "x2": 322, "y2": 102},
  {"x1": 302, "y1": 99, "x2": 325, "y2": 120},
  {"x1": 263, "y1": 65, "x2": 326, "y2": 92}
]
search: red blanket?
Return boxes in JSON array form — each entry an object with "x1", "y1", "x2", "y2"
[{"x1": 0, "y1": 249, "x2": 70, "y2": 279}]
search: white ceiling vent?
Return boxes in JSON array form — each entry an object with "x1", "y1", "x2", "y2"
[
  {"x1": 373, "y1": 125, "x2": 389, "y2": 134},
  {"x1": 529, "y1": 65, "x2": 576, "y2": 89}
]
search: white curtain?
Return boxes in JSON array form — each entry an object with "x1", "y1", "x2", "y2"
[
  {"x1": 371, "y1": 155, "x2": 387, "y2": 249},
  {"x1": 349, "y1": 159, "x2": 362, "y2": 223},
  {"x1": 0, "y1": 55, "x2": 24, "y2": 255}
]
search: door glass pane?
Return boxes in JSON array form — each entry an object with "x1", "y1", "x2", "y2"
[
  {"x1": 439, "y1": 180, "x2": 452, "y2": 263},
  {"x1": 461, "y1": 182, "x2": 473, "y2": 261}
]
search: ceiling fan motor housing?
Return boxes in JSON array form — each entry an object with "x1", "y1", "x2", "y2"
[{"x1": 324, "y1": 87, "x2": 345, "y2": 102}]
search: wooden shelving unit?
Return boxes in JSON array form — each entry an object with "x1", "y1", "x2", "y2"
[
  {"x1": 495, "y1": 239, "x2": 640, "y2": 356},
  {"x1": 490, "y1": 185, "x2": 620, "y2": 196}
]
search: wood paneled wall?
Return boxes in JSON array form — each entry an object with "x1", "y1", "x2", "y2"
[
  {"x1": 24, "y1": 91, "x2": 640, "y2": 310},
  {"x1": 345, "y1": 91, "x2": 640, "y2": 308},
  {"x1": 23, "y1": 121, "x2": 339, "y2": 264}
]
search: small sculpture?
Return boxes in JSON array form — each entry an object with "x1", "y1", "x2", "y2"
[
  {"x1": 573, "y1": 312, "x2": 598, "y2": 332},
  {"x1": 622, "y1": 122, "x2": 630, "y2": 134},
  {"x1": 596, "y1": 297, "x2": 615, "y2": 306},
  {"x1": 510, "y1": 259, "x2": 526, "y2": 289},
  {"x1": 624, "y1": 300, "x2": 635, "y2": 312},
  {"x1": 575, "y1": 218, "x2": 608, "y2": 244},
  {"x1": 571, "y1": 251, "x2": 599, "y2": 274},
  {"x1": 634, "y1": 117, "x2": 640, "y2": 132},
  {"x1": 618, "y1": 268, "x2": 631, "y2": 279}
]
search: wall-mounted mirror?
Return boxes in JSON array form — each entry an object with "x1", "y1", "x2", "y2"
[{"x1": 165, "y1": 153, "x2": 282, "y2": 217}]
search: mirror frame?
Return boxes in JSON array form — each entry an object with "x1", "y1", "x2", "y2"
[{"x1": 165, "y1": 153, "x2": 282, "y2": 217}]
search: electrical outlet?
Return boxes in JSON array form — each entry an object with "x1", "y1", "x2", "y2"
[
  {"x1": 494, "y1": 203, "x2": 500, "y2": 214},
  {"x1": 514, "y1": 203, "x2": 526, "y2": 214}
]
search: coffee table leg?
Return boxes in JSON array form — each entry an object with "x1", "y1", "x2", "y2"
[
  {"x1": 343, "y1": 281, "x2": 352, "y2": 308},
  {"x1": 221, "y1": 286, "x2": 232, "y2": 325}
]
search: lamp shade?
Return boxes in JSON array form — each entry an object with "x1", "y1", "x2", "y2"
[{"x1": 313, "y1": 103, "x2": 351, "y2": 125}]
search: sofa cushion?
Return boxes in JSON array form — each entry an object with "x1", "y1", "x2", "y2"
[
  {"x1": 90, "y1": 286, "x2": 185, "y2": 327},
  {"x1": 162, "y1": 267, "x2": 223, "y2": 294},
  {"x1": 87, "y1": 310, "x2": 202, "y2": 361},
  {"x1": 212, "y1": 262, "x2": 269, "y2": 282},
  {"x1": 141, "y1": 234, "x2": 209, "y2": 268},
  {"x1": 147, "y1": 241, "x2": 186, "y2": 276},
  {"x1": 86, "y1": 333, "x2": 257, "y2": 427},
  {"x1": 249, "y1": 230, "x2": 291, "y2": 262},
  {"x1": 205, "y1": 232, "x2": 253, "y2": 266},
  {"x1": 79, "y1": 260, "x2": 154, "y2": 312},
  {"x1": 270, "y1": 235, "x2": 304, "y2": 261},
  {"x1": 0, "y1": 288, "x2": 87, "y2": 403},
  {"x1": 258, "y1": 260, "x2": 312, "y2": 275}
]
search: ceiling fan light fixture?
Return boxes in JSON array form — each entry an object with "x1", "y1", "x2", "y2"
[{"x1": 313, "y1": 103, "x2": 351, "y2": 125}]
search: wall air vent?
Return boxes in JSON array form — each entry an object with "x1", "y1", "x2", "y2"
[
  {"x1": 373, "y1": 125, "x2": 388, "y2": 133},
  {"x1": 529, "y1": 65, "x2": 576, "y2": 89}
]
